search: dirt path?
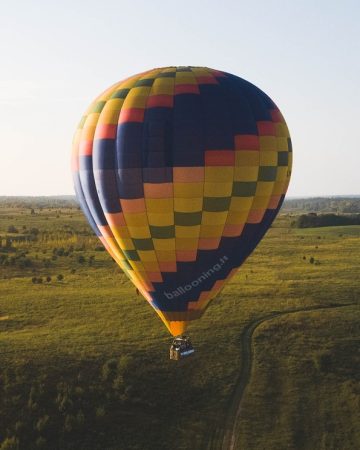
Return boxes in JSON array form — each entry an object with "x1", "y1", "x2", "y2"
[{"x1": 207, "y1": 303, "x2": 354, "y2": 450}]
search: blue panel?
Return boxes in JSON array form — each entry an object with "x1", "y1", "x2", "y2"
[
  {"x1": 73, "y1": 173, "x2": 102, "y2": 236},
  {"x1": 93, "y1": 139, "x2": 116, "y2": 170},
  {"x1": 78, "y1": 169, "x2": 108, "y2": 226},
  {"x1": 143, "y1": 167, "x2": 172, "y2": 183},
  {"x1": 94, "y1": 169, "x2": 121, "y2": 213}
]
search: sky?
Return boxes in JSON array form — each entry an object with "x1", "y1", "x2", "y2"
[{"x1": 0, "y1": 0, "x2": 359, "y2": 197}]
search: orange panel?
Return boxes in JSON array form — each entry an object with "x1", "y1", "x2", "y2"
[
  {"x1": 247, "y1": 209, "x2": 265, "y2": 223},
  {"x1": 173, "y1": 167, "x2": 204, "y2": 182},
  {"x1": 120, "y1": 198, "x2": 146, "y2": 213},
  {"x1": 176, "y1": 250, "x2": 197, "y2": 262},
  {"x1": 223, "y1": 223, "x2": 245, "y2": 237},
  {"x1": 147, "y1": 272, "x2": 163, "y2": 282},
  {"x1": 198, "y1": 237, "x2": 221, "y2": 250},
  {"x1": 159, "y1": 261, "x2": 177, "y2": 272},
  {"x1": 144, "y1": 183, "x2": 173, "y2": 198}
]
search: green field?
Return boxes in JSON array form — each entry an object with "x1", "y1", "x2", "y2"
[{"x1": 0, "y1": 202, "x2": 359, "y2": 450}]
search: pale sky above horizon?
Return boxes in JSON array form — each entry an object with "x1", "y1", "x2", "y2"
[{"x1": 0, "y1": 0, "x2": 359, "y2": 196}]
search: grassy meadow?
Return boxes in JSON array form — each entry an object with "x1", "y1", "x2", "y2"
[{"x1": 0, "y1": 201, "x2": 359, "y2": 450}]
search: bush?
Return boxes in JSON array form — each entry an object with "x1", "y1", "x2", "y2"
[
  {"x1": 7, "y1": 225, "x2": 18, "y2": 233},
  {"x1": 0, "y1": 437, "x2": 19, "y2": 450},
  {"x1": 46, "y1": 276, "x2": 51, "y2": 283},
  {"x1": 57, "y1": 274, "x2": 64, "y2": 281},
  {"x1": 78, "y1": 255, "x2": 86, "y2": 264},
  {"x1": 309, "y1": 257, "x2": 315, "y2": 264},
  {"x1": 32, "y1": 277, "x2": 37, "y2": 284}
]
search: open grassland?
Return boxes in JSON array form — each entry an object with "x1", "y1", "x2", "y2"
[{"x1": 0, "y1": 204, "x2": 359, "y2": 450}]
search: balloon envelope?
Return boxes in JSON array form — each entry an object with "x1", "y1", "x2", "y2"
[{"x1": 72, "y1": 67, "x2": 292, "y2": 336}]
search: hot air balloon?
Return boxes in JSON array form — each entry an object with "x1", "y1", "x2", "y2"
[{"x1": 71, "y1": 66, "x2": 292, "y2": 358}]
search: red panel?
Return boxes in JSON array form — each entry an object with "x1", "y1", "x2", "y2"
[
  {"x1": 118, "y1": 108, "x2": 145, "y2": 123},
  {"x1": 147, "y1": 95, "x2": 174, "y2": 108},
  {"x1": 175, "y1": 84, "x2": 200, "y2": 95},
  {"x1": 270, "y1": 109, "x2": 283, "y2": 122},
  {"x1": 234, "y1": 135, "x2": 259, "y2": 150},
  {"x1": 79, "y1": 140, "x2": 93, "y2": 156},
  {"x1": 257, "y1": 121, "x2": 276, "y2": 136},
  {"x1": 94, "y1": 124, "x2": 117, "y2": 139},
  {"x1": 195, "y1": 76, "x2": 218, "y2": 84},
  {"x1": 205, "y1": 150, "x2": 235, "y2": 166}
]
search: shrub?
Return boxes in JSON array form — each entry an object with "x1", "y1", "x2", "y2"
[
  {"x1": 309, "y1": 257, "x2": 315, "y2": 264},
  {"x1": 46, "y1": 276, "x2": 51, "y2": 283},
  {"x1": 32, "y1": 277, "x2": 37, "y2": 284},
  {"x1": 7, "y1": 225, "x2": 18, "y2": 233},
  {"x1": 0, "y1": 437, "x2": 19, "y2": 450},
  {"x1": 78, "y1": 255, "x2": 86, "y2": 264},
  {"x1": 57, "y1": 274, "x2": 64, "y2": 281}
]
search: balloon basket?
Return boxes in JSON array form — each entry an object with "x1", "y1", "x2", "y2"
[{"x1": 169, "y1": 335, "x2": 195, "y2": 360}]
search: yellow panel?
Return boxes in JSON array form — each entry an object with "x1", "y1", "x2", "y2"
[
  {"x1": 235, "y1": 151, "x2": 260, "y2": 166},
  {"x1": 191, "y1": 67, "x2": 213, "y2": 76},
  {"x1": 234, "y1": 167, "x2": 258, "y2": 181},
  {"x1": 98, "y1": 109, "x2": 121, "y2": 125},
  {"x1": 175, "y1": 238, "x2": 199, "y2": 250},
  {"x1": 229, "y1": 197, "x2": 253, "y2": 211},
  {"x1": 152, "y1": 79, "x2": 174, "y2": 95},
  {"x1": 156, "y1": 250, "x2": 176, "y2": 261},
  {"x1": 102, "y1": 98, "x2": 124, "y2": 111},
  {"x1": 153, "y1": 238, "x2": 176, "y2": 250},
  {"x1": 276, "y1": 137, "x2": 289, "y2": 151},
  {"x1": 128, "y1": 226, "x2": 151, "y2": 239},
  {"x1": 272, "y1": 181, "x2": 287, "y2": 195},
  {"x1": 276, "y1": 167, "x2": 288, "y2": 181},
  {"x1": 260, "y1": 151, "x2": 277, "y2": 166},
  {"x1": 252, "y1": 196, "x2": 270, "y2": 209},
  {"x1": 288, "y1": 153, "x2": 293, "y2": 166},
  {"x1": 175, "y1": 225, "x2": 201, "y2": 238},
  {"x1": 204, "y1": 182, "x2": 232, "y2": 197},
  {"x1": 200, "y1": 225, "x2": 224, "y2": 238},
  {"x1": 256, "y1": 182, "x2": 275, "y2": 196},
  {"x1": 127, "y1": 86, "x2": 152, "y2": 97},
  {"x1": 128, "y1": 261, "x2": 145, "y2": 272},
  {"x1": 117, "y1": 238, "x2": 135, "y2": 250},
  {"x1": 260, "y1": 136, "x2": 277, "y2": 151},
  {"x1": 84, "y1": 113, "x2": 100, "y2": 127},
  {"x1": 116, "y1": 78, "x2": 139, "y2": 89},
  {"x1": 148, "y1": 212, "x2": 174, "y2": 226},
  {"x1": 122, "y1": 95, "x2": 147, "y2": 109},
  {"x1": 226, "y1": 210, "x2": 248, "y2": 224},
  {"x1": 124, "y1": 212, "x2": 148, "y2": 227},
  {"x1": 174, "y1": 197, "x2": 203, "y2": 212},
  {"x1": 201, "y1": 211, "x2": 228, "y2": 225},
  {"x1": 175, "y1": 73, "x2": 197, "y2": 84},
  {"x1": 138, "y1": 250, "x2": 158, "y2": 261},
  {"x1": 275, "y1": 122, "x2": 290, "y2": 138},
  {"x1": 174, "y1": 183, "x2": 204, "y2": 198},
  {"x1": 142, "y1": 261, "x2": 160, "y2": 272},
  {"x1": 145, "y1": 198, "x2": 173, "y2": 213},
  {"x1": 81, "y1": 126, "x2": 96, "y2": 140},
  {"x1": 205, "y1": 167, "x2": 234, "y2": 182},
  {"x1": 111, "y1": 226, "x2": 130, "y2": 242}
]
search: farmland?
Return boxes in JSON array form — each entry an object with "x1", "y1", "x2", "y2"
[{"x1": 0, "y1": 199, "x2": 359, "y2": 450}]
